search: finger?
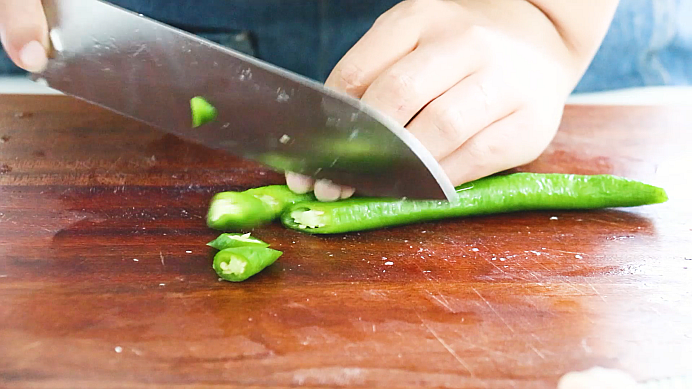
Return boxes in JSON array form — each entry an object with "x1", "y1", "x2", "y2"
[
  {"x1": 340, "y1": 186, "x2": 356, "y2": 199},
  {"x1": 314, "y1": 180, "x2": 344, "y2": 202},
  {"x1": 439, "y1": 110, "x2": 559, "y2": 186},
  {"x1": 285, "y1": 172, "x2": 354, "y2": 201},
  {"x1": 0, "y1": 0, "x2": 49, "y2": 72},
  {"x1": 406, "y1": 72, "x2": 517, "y2": 160},
  {"x1": 360, "y1": 42, "x2": 484, "y2": 126},
  {"x1": 324, "y1": 3, "x2": 422, "y2": 97},
  {"x1": 285, "y1": 172, "x2": 314, "y2": 194}
]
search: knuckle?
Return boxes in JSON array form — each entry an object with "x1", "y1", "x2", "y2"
[
  {"x1": 389, "y1": 70, "x2": 416, "y2": 95},
  {"x1": 372, "y1": 11, "x2": 393, "y2": 28},
  {"x1": 365, "y1": 70, "x2": 419, "y2": 118},
  {"x1": 465, "y1": 139, "x2": 500, "y2": 163},
  {"x1": 377, "y1": 70, "x2": 417, "y2": 110},
  {"x1": 334, "y1": 63, "x2": 366, "y2": 93},
  {"x1": 429, "y1": 104, "x2": 467, "y2": 143}
]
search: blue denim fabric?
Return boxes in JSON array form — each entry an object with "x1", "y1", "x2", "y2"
[
  {"x1": 111, "y1": 0, "x2": 399, "y2": 81},
  {"x1": 0, "y1": 0, "x2": 399, "y2": 82},
  {"x1": 574, "y1": 0, "x2": 692, "y2": 92},
  {"x1": 0, "y1": 0, "x2": 689, "y2": 93}
]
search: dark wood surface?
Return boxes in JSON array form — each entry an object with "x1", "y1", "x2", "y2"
[{"x1": 0, "y1": 95, "x2": 690, "y2": 388}]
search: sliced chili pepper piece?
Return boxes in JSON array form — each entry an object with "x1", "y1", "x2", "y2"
[
  {"x1": 213, "y1": 247, "x2": 282, "y2": 282},
  {"x1": 207, "y1": 233, "x2": 270, "y2": 250},
  {"x1": 207, "y1": 185, "x2": 315, "y2": 231},
  {"x1": 190, "y1": 96, "x2": 217, "y2": 128}
]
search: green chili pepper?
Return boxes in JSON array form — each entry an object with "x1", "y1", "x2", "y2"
[
  {"x1": 190, "y1": 96, "x2": 217, "y2": 128},
  {"x1": 207, "y1": 233, "x2": 270, "y2": 250},
  {"x1": 213, "y1": 246, "x2": 282, "y2": 282},
  {"x1": 255, "y1": 152, "x2": 311, "y2": 173},
  {"x1": 311, "y1": 138, "x2": 396, "y2": 171},
  {"x1": 207, "y1": 185, "x2": 315, "y2": 231},
  {"x1": 280, "y1": 173, "x2": 668, "y2": 234}
]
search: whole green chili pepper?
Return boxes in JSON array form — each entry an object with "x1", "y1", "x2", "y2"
[
  {"x1": 280, "y1": 173, "x2": 668, "y2": 234},
  {"x1": 207, "y1": 185, "x2": 315, "y2": 231},
  {"x1": 207, "y1": 233, "x2": 270, "y2": 250},
  {"x1": 213, "y1": 246, "x2": 282, "y2": 282}
]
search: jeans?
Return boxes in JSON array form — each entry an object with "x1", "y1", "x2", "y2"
[
  {"x1": 575, "y1": 0, "x2": 692, "y2": 92},
  {"x1": 0, "y1": 0, "x2": 689, "y2": 93}
]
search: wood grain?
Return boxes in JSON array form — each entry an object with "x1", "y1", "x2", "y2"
[{"x1": 0, "y1": 95, "x2": 690, "y2": 388}]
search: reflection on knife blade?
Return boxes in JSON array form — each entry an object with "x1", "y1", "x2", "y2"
[{"x1": 35, "y1": 0, "x2": 457, "y2": 201}]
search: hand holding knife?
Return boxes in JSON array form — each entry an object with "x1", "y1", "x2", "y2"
[{"x1": 31, "y1": 0, "x2": 457, "y2": 201}]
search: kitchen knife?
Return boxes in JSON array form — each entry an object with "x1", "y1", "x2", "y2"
[{"x1": 34, "y1": 0, "x2": 457, "y2": 201}]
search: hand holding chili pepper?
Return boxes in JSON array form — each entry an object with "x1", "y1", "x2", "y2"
[{"x1": 286, "y1": 0, "x2": 619, "y2": 201}]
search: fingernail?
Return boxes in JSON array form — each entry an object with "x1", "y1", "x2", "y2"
[
  {"x1": 340, "y1": 187, "x2": 356, "y2": 199},
  {"x1": 19, "y1": 41, "x2": 48, "y2": 73},
  {"x1": 285, "y1": 172, "x2": 314, "y2": 194},
  {"x1": 314, "y1": 180, "x2": 342, "y2": 202}
]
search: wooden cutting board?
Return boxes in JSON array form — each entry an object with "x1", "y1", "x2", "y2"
[{"x1": 0, "y1": 95, "x2": 690, "y2": 388}]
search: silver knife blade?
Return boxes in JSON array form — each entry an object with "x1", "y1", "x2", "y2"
[{"x1": 35, "y1": 0, "x2": 457, "y2": 201}]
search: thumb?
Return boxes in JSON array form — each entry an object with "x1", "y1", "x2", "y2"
[{"x1": 0, "y1": 0, "x2": 49, "y2": 73}]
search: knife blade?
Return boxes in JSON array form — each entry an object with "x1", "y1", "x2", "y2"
[{"x1": 34, "y1": 0, "x2": 457, "y2": 201}]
